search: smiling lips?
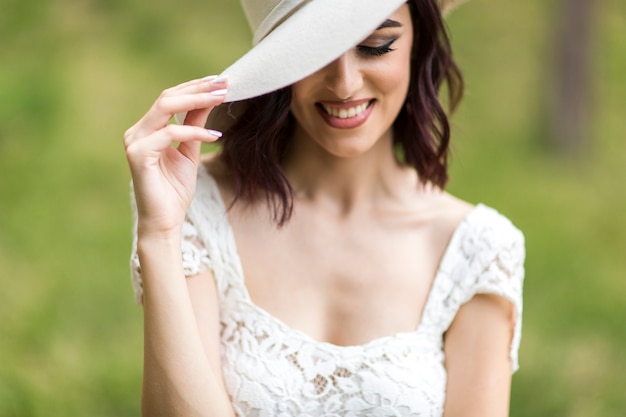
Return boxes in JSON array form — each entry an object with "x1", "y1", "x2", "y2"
[{"x1": 316, "y1": 99, "x2": 375, "y2": 129}]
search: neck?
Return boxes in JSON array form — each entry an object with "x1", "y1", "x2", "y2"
[{"x1": 282, "y1": 127, "x2": 419, "y2": 216}]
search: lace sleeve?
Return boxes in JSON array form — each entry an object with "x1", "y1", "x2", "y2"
[
  {"x1": 440, "y1": 208, "x2": 526, "y2": 373},
  {"x1": 473, "y1": 224, "x2": 525, "y2": 372},
  {"x1": 129, "y1": 189, "x2": 211, "y2": 305},
  {"x1": 461, "y1": 212, "x2": 526, "y2": 372}
]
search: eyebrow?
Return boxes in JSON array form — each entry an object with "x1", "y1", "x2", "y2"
[{"x1": 377, "y1": 19, "x2": 402, "y2": 30}]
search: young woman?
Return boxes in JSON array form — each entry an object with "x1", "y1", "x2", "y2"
[{"x1": 124, "y1": 0, "x2": 525, "y2": 415}]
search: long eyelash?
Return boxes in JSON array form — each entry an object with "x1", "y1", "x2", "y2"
[{"x1": 357, "y1": 38, "x2": 398, "y2": 57}]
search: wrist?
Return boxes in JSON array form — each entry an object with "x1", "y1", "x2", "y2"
[
  {"x1": 137, "y1": 220, "x2": 183, "y2": 240},
  {"x1": 136, "y1": 228, "x2": 182, "y2": 256}
]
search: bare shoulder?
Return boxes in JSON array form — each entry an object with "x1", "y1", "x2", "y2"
[{"x1": 429, "y1": 191, "x2": 475, "y2": 235}]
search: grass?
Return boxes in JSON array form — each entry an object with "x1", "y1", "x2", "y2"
[{"x1": 0, "y1": 0, "x2": 624, "y2": 415}]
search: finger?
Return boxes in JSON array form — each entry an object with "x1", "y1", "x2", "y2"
[
  {"x1": 171, "y1": 77, "x2": 229, "y2": 126},
  {"x1": 173, "y1": 75, "x2": 229, "y2": 96},
  {"x1": 137, "y1": 76, "x2": 229, "y2": 131},
  {"x1": 161, "y1": 75, "x2": 228, "y2": 100},
  {"x1": 126, "y1": 124, "x2": 222, "y2": 161},
  {"x1": 139, "y1": 90, "x2": 228, "y2": 133},
  {"x1": 178, "y1": 126, "x2": 222, "y2": 162},
  {"x1": 161, "y1": 75, "x2": 216, "y2": 94}
]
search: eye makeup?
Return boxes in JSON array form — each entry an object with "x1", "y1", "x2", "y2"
[{"x1": 357, "y1": 37, "x2": 399, "y2": 57}]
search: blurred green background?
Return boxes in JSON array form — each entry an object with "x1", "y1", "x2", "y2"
[{"x1": 1, "y1": 0, "x2": 624, "y2": 415}]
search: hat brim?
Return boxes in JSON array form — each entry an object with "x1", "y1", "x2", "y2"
[
  {"x1": 220, "y1": 0, "x2": 407, "y2": 103},
  {"x1": 192, "y1": 0, "x2": 464, "y2": 129}
]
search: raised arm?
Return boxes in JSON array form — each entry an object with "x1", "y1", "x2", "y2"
[{"x1": 124, "y1": 76, "x2": 234, "y2": 417}]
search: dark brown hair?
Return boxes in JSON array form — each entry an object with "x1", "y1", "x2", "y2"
[{"x1": 220, "y1": 0, "x2": 464, "y2": 225}]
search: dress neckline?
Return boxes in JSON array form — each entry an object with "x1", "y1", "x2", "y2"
[{"x1": 198, "y1": 162, "x2": 484, "y2": 350}]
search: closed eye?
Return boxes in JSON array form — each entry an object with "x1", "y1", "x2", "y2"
[{"x1": 357, "y1": 38, "x2": 398, "y2": 57}]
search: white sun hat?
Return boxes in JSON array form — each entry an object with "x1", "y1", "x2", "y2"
[
  {"x1": 178, "y1": 0, "x2": 466, "y2": 126},
  {"x1": 221, "y1": 0, "x2": 465, "y2": 103}
]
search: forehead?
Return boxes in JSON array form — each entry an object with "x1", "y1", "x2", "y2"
[{"x1": 384, "y1": 4, "x2": 412, "y2": 27}]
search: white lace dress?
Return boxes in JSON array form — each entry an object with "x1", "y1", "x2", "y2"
[{"x1": 130, "y1": 165, "x2": 525, "y2": 417}]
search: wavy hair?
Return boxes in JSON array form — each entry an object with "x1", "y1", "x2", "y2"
[{"x1": 220, "y1": 0, "x2": 464, "y2": 226}]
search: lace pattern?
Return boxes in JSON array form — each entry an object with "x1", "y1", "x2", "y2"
[
  {"x1": 220, "y1": 303, "x2": 447, "y2": 416},
  {"x1": 129, "y1": 189, "x2": 213, "y2": 304},
  {"x1": 421, "y1": 207, "x2": 525, "y2": 370},
  {"x1": 129, "y1": 165, "x2": 525, "y2": 416}
]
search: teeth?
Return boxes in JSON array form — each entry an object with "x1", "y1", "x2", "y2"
[{"x1": 322, "y1": 102, "x2": 370, "y2": 119}]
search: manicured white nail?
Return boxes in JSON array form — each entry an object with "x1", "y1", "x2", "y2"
[
  {"x1": 206, "y1": 129, "x2": 223, "y2": 138},
  {"x1": 211, "y1": 75, "x2": 228, "y2": 85},
  {"x1": 202, "y1": 75, "x2": 218, "y2": 81},
  {"x1": 210, "y1": 89, "x2": 228, "y2": 96}
]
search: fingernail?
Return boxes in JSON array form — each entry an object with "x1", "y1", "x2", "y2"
[
  {"x1": 206, "y1": 129, "x2": 223, "y2": 138},
  {"x1": 211, "y1": 75, "x2": 228, "y2": 85},
  {"x1": 202, "y1": 75, "x2": 218, "y2": 81},
  {"x1": 210, "y1": 89, "x2": 228, "y2": 96}
]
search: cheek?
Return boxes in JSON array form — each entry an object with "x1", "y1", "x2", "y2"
[
  {"x1": 383, "y1": 61, "x2": 410, "y2": 92},
  {"x1": 394, "y1": 47, "x2": 413, "y2": 90},
  {"x1": 291, "y1": 73, "x2": 322, "y2": 106},
  {"x1": 371, "y1": 37, "x2": 413, "y2": 102},
  {"x1": 375, "y1": 52, "x2": 412, "y2": 109},
  {"x1": 290, "y1": 79, "x2": 318, "y2": 122}
]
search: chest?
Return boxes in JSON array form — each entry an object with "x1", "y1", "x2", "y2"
[{"x1": 230, "y1": 209, "x2": 449, "y2": 346}]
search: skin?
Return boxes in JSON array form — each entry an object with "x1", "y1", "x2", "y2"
[
  {"x1": 125, "y1": 76, "x2": 234, "y2": 416},
  {"x1": 125, "y1": 5, "x2": 516, "y2": 417}
]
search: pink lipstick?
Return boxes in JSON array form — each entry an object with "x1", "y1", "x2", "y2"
[{"x1": 316, "y1": 99, "x2": 375, "y2": 129}]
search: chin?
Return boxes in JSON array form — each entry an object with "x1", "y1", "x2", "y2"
[{"x1": 320, "y1": 135, "x2": 379, "y2": 159}]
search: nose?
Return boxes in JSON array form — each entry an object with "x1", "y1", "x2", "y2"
[{"x1": 323, "y1": 53, "x2": 364, "y2": 100}]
